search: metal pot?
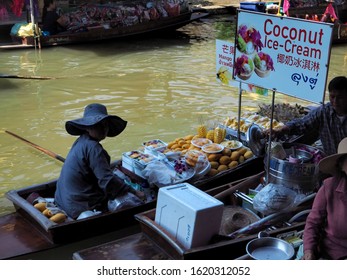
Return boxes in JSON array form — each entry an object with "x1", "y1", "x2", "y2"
[{"x1": 246, "y1": 236, "x2": 295, "y2": 260}]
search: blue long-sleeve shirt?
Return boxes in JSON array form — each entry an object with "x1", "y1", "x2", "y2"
[
  {"x1": 286, "y1": 103, "x2": 347, "y2": 156},
  {"x1": 55, "y1": 134, "x2": 128, "y2": 219}
]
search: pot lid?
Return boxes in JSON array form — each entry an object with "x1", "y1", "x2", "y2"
[{"x1": 247, "y1": 123, "x2": 266, "y2": 157}]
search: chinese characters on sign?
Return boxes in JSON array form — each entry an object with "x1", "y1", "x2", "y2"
[{"x1": 216, "y1": 39, "x2": 237, "y2": 86}]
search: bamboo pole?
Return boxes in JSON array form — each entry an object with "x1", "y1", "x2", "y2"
[{"x1": 5, "y1": 130, "x2": 65, "y2": 163}]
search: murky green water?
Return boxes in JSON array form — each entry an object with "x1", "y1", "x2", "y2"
[{"x1": 0, "y1": 15, "x2": 346, "y2": 216}]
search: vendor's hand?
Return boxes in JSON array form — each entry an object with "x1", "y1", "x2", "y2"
[
  {"x1": 303, "y1": 250, "x2": 315, "y2": 260},
  {"x1": 264, "y1": 125, "x2": 290, "y2": 140},
  {"x1": 134, "y1": 190, "x2": 145, "y2": 201}
]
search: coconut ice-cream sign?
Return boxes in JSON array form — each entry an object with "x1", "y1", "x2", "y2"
[{"x1": 233, "y1": 10, "x2": 333, "y2": 104}]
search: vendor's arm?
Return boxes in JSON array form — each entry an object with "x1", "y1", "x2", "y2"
[
  {"x1": 303, "y1": 182, "x2": 328, "y2": 259},
  {"x1": 285, "y1": 106, "x2": 322, "y2": 136}
]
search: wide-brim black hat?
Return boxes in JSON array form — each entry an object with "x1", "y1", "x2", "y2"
[{"x1": 65, "y1": 103, "x2": 127, "y2": 137}]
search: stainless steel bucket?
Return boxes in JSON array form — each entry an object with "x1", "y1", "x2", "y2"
[{"x1": 265, "y1": 143, "x2": 322, "y2": 193}]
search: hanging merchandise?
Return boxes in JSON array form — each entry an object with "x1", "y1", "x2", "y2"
[
  {"x1": 0, "y1": 0, "x2": 11, "y2": 19},
  {"x1": 11, "y1": 0, "x2": 24, "y2": 17},
  {"x1": 0, "y1": 0, "x2": 39, "y2": 20}
]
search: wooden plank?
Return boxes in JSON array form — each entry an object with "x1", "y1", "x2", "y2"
[
  {"x1": 0, "y1": 212, "x2": 55, "y2": 259},
  {"x1": 73, "y1": 232, "x2": 170, "y2": 260}
]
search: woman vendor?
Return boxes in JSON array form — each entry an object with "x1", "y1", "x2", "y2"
[{"x1": 41, "y1": 0, "x2": 64, "y2": 35}]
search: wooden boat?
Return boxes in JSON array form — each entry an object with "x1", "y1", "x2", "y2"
[
  {"x1": 285, "y1": 1, "x2": 347, "y2": 44},
  {"x1": 287, "y1": 15, "x2": 347, "y2": 44},
  {"x1": 7, "y1": 11, "x2": 209, "y2": 49},
  {"x1": 331, "y1": 22, "x2": 347, "y2": 43},
  {"x1": 0, "y1": 160, "x2": 155, "y2": 259},
  {"x1": 73, "y1": 171, "x2": 313, "y2": 260},
  {"x1": 285, "y1": 1, "x2": 347, "y2": 20},
  {"x1": 238, "y1": 1, "x2": 347, "y2": 44},
  {"x1": 0, "y1": 153, "x2": 264, "y2": 260}
]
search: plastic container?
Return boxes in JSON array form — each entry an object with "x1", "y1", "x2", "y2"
[
  {"x1": 193, "y1": 160, "x2": 211, "y2": 179},
  {"x1": 185, "y1": 150, "x2": 207, "y2": 167},
  {"x1": 122, "y1": 150, "x2": 155, "y2": 178},
  {"x1": 142, "y1": 139, "x2": 167, "y2": 153},
  {"x1": 240, "y1": 2, "x2": 266, "y2": 13}
]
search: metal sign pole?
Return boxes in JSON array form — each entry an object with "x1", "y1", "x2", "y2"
[
  {"x1": 28, "y1": 0, "x2": 37, "y2": 49},
  {"x1": 266, "y1": 89, "x2": 276, "y2": 184},
  {"x1": 237, "y1": 82, "x2": 242, "y2": 141},
  {"x1": 29, "y1": 0, "x2": 41, "y2": 49}
]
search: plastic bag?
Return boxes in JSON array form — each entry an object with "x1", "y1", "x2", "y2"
[
  {"x1": 17, "y1": 23, "x2": 40, "y2": 37},
  {"x1": 253, "y1": 183, "x2": 297, "y2": 215},
  {"x1": 10, "y1": 22, "x2": 26, "y2": 36},
  {"x1": 77, "y1": 210, "x2": 102, "y2": 220},
  {"x1": 108, "y1": 192, "x2": 144, "y2": 211},
  {"x1": 142, "y1": 160, "x2": 177, "y2": 187}
]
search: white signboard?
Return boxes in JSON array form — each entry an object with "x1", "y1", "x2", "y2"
[
  {"x1": 216, "y1": 39, "x2": 238, "y2": 87},
  {"x1": 233, "y1": 10, "x2": 333, "y2": 103},
  {"x1": 216, "y1": 39, "x2": 268, "y2": 95}
]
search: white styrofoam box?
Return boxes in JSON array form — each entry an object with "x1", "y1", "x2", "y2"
[
  {"x1": 155, "y1": 183, "x2": 224, "y2": 249},
  {"x1": 143, "y1": 139, "x2": 168, "y2": 154},
  {"x1": 122, "y1": 150, "x2": 155, "y2": 179}
]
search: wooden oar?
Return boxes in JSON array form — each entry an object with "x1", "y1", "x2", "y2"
[
  {"x1": 213, "y1": 172, "x2": 264, "y2": 200},
  {"x1": 0, "y1": 74, "x2": 56, "y2": 80},
  {"x1": 5, "y1": 130, "x2": 65, "y2": 163}
]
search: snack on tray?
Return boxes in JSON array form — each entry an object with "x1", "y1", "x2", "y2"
[
  {"x1": 191, "y1": 138, "x2": 212, "y2": 148},
  {"x1": 127, "y1": 150, "x2": 154, "y2": 165},
  {"x1": 202, "y1": 143, "x2": 224, "y2": 153},
  {"x1": 220, "y1": 140, "x2": 243, "y2": 150},
  {"x1": 185, "y1": 150, "x2": 207, "y2": 167},
  {"x1": 224, "y1": 112, "x2": 285, "y2": 133},
  {"x1": 143, "y1": 139, "x2": 167, "y2": 150},
  {"x1": 224, "y1": 117, "x2": 252, "y2": 133},
  {"x1": 257, "y1": 103, "x2": 307, "y2": 123}
]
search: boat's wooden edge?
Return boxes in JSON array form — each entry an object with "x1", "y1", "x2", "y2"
[
  {"x1": 213, "y1": 171, "x2": 265, "y2": 200},
  {"x1": 135, "y1": 209, "x2": 186, "y2": 259},
  {"x1": 192, "y1": 157, "x2": 264, "y2": 191},
  {"x1": 0, "y1": 44, "x2": 33, "y2": 50},
  {"x1": 6, "y1": 190, "x2": 56, "y2": 232}
]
